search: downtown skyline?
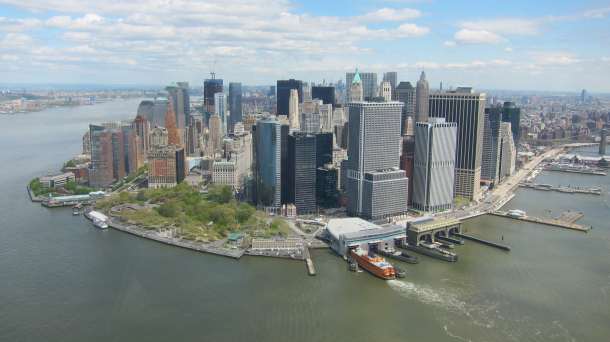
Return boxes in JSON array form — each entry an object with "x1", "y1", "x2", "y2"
[{"x1": 1, "y1": 0, "x2": 610, "y2": 92}]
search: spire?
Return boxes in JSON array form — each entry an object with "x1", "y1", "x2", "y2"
[
  {"x1": 419, "y1": 70, "x2": 426, "y2": 81},
  {"x1": 352, "y1": 68, "x2": 361, "y2": 84}
]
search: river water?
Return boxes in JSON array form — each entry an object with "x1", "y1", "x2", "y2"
[{"x1": 1, "y1": 99, "x2": 609, "y2": 341}]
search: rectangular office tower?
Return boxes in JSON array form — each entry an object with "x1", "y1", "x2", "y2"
[
  {"x1": 481, "y1": 106, "x2": 502, "y2": 184},
  {"x1": 252, "y1": 118, "x2": 283, "y2": 208},
  {"x1": 228, "y1": 82, "x2": 242, "y2": 132},
  {"x1": 277, "y1": 79, "x2": 303, "y2": 116},
  {"x1": 412, "y1": 119, "x2": 457, "y2": 212},
  {"x1": 429, "y1": 88, "x2": 486, "y2": 201},
  {"x1": 345, "y1": 102, "x2": 408, "y2": 220},
  {"x1": 287, "y1": 133, "x2": 317, "y2": 214},
  {"x1": 346, "y1": 72, "x2": 377, "y2": 101}
]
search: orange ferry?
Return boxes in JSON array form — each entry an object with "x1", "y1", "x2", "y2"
[{"x1": 350, "y1": 249, "x2": 396, "y2": 280}]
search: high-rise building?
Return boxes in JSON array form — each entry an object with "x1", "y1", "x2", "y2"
[
  {"x1": 203, "y1": 78, "x2": 223, "y2": 118},
  {"x1": 301, "y1": 99, "x2": 321, "y2": 134},
  {"x1": 132, "y1": 115, "x2": 150, "y2": 167},
  {"x1": 600, "y1": 128, "x2": 608, "y2": 155},
  {"x1": 311, "y1": 86, "x2": 336, "y2": 106},
  {"x1": 316, "y1": 165, "x2": 339, "y2": 208},
  {"x1": 315, "y1": 132, "x2": 333, "y2": 167},
  {"x1": 277, "y1": 79, "x2": 303, "y2": 116},
  {"x1": 498, "y1": 122, "x2": 516, "y2": 181},
  {"x1": 415, "y1": 71, "x2": 429, "y2": 123},
  {"x1": 289, "y1": 89, "x2": 300, "y2": 130},
  {"x1": 319, "y1": 103, "x2": 333, "y2": 133},
  {"x1": 228, "y1": 82, "x2": 242, "y2": 132},
  {"x1": 399, "y1": 134, "x2": 415, "y2": 205},
  {"x1": 253, "y1": 117, "x2": 283, "y2": 208},
  {"x1": 429, "y1": 88, "x2": 486, "y2": 200},
  {"x1": 150, "y1": 127, "x2": 168, "y2": 148},
  {"x1": 501, "y1": 102, "x2": 521, "y2": 145},
  {"x1": 165, "y1": 99, "x2": 181, "y2": 147},
  {"x1": 208, "y1": 114, "x2": 222, "y2": 156},
  {"x1": 395, "y1": 82, "x2": 416, "y2": 135},
  {"x1": 383, "y1": 72, "x2": 398, "y2": 100},
  {"x1": 346, "y1": 71, "x2": 377, "y2": 101},
  {"x1": 481, "y1": 106, "x2": 502, "y2": 184},
  {"x1": 166, "y1": 82, "x2": 190, "y2": 129},
  {"x1": 137, "y1": 99, "x2": 168, "y2": 128},
  {"x1": 348, "y1": 70, "x2": 364, "y2": 102},
  {"x1": 214, "y1": 92, "x2": 228, "y2": 135},
  {"x1": 412, "y1": 119, "x2": 457, "y2": 212},
  {"x1": 82, "y1": 131, "x2": 91, "y2": 155},
  {"x1": 345, "y1": 102, "x2": 408, "y2": 220},
  {"x1": 380, "y1": 81, "x2": 392, "y2": 102},
  {"x1": 287, "y1": 132, "x2": 317, "y2": 214},
  {"x1": 88, "y1": 124, "x2": 114, "y2": 188},
  {"x1": 148, "y1": 145, "x2": 185, "y2": 188}
]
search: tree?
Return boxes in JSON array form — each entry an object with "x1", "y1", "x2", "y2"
[
  {"x1": 208, "y1": 185, "x2": 233, "y2": 204},
  {"x1": 236, "y1": 203, "x2": 255, "y2": 223},
  {"x1": 157, "y1": 201, "x2": 179, "y2": 218}
]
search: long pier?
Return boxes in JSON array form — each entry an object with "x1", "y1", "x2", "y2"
[
  {"x1": 519, "y1": 183, "x2": 602, "y2": 196},
  {"x1": 490, "y1": 212, "x2": 591, "y2": 232},
  {"x1": 452, "y1": 232, "x2": 511, "y2": 251},
  {"x1": 304, "y1": 247, "x2": 316, "y2": 276}
]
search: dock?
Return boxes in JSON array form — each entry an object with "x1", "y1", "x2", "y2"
[
  {"x1": 519, "y1": 183, "x2": 602, "y2": 196},
  {"x1": 435, "y1": 235, "x2": 464, "y2": 245},
  {"x1": 452, "y1": 232, "x2": 511, "y2": 251},
  {"x1": 490, "y1": 211, "x2": 591, "y2": 232},
  {"x1": 304, "y1": 247, "x2": 316, "y2": 276}
]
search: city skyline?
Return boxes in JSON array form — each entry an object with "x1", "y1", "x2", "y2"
[{"x1": 1, "y1": 0, "x2": 610, "y2": 92}]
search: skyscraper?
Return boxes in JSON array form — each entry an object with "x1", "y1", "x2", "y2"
[
  {"x1": 133, "y1": 115, "x2": 150, "y2": 167},
  {"x1": 88, "y1": 124, "x2": 114, "y2": 188},
  {"x1": 345, "y1": 102, "x2": 408, "y2": 220},
  {"x1": 346, "y1": 71, "x2": 377, "y2": 101},
  {"x1": 253, "y1": 117, "x2": 283, "y2": 208},
  {"x1": 300, "y1": 99, "x2": 321, "y2": 134},
  {"x1": 288, "y1": 89, "x2": 299, "y2": 130},
  {"x1": 481, "y1": 106, "x2": 502, "y2": 184},
  {"x1": 415, "y1": 71, "x2": 429, "y2": 123},
  {"x1": 380, "y1": 81, "x2": 392, "y2": 102},
  {"x1": 395, "y1": 82, "x2": 416, "y2": 135},
  {"x1": 214, "y1": 92, "x2": 228, "y2": 135},
  {"x1": 228, "y1": 82, "x2": 242, "y2": 132},
  {"x1": 429, "y1": 88, "x2": 486, "y2": 201},
  {"x1": 348, "y1": 70, "x2": 363, "y2": 102},
  {"x1": 498, "y1": 122, "x2": 516, "y2": 181},
  {"x1": 311, "y1": 86, "x2": 336, "y2": 106},
  {"x1": 166, "y1": 82, "x2": 189, "y2": 129},
  {"x1": 203, "y1": 78, "x2": 223, "y2": 119},
  {"x1": 383, "y1": 71, "x2": 398, "y2": 99},
  {"x1": 208, "y1": 114, "x2": 222, "y2": 156},
  {"x1": 165, "y1": 100, "x2": 181, "y2": 146},
  {"x1": 412, "y1": 119, "x2": 457, "y2": 212},
  {"x1": 600, "y1": 128, "x2": 607, "y2": 155},
  {"x1": 501, "y1": 101, "x2": 521, "y2": 146},
  {"x1": 287, "y1": 132, "x2": 317, "y2": 214},
  {"x1": 277, "y1": 79, "x2": 303, "y2": 116}
]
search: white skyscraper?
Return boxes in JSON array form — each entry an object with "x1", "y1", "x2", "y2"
[
  {"x1": 412, "y1": 118, "x2": 457, "y2": 212},
  {"x1": 289, "y1": 89, "x2": 300, "y2": 130},
  {"x1": 214, "y1": 92, "x2": 228, "y2": 135},
  {"x1": 381, "y1": 81, "x2": 392, "y2": 102}
]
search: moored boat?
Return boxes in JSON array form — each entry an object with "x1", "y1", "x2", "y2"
[
  {"x1": 84, "y1": 210, "x2": 109, "y2": 229},
  {"x1": 350, "y1": 249, "x2": 396, "y2": 280}
]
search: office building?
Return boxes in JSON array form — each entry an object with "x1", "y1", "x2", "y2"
[
  {"x1": 380, "y1": 81, "x2": 392, "y2": 102},
  {"x1": 345, "y1": 102, "x2": 408, "y2": 220},
  {"x1": 412, "y1": 119, "x2": 457, "y2": 212},
  {"x1": 150, "y1": 127, "x2": 168, "y2": 148},
  {"x1": 395, "y1": 82, "x2": 415, "y2": 135},
  {"x1": 277, "y1": 79, "x2": 303, "y2": 116},
  {"x1": 165, "y1": 100, "x2": 181, "y2": 146},
  {"x1": 228, "y1": 82, "x2": 242, "y2": 132},
  {"x1": 88, "y1": 124, "x2": 114, "y2": 188},
  {"x1": 320, "y1": 103, "x2": 333, "y2": 133},
  {"x1": 501, "y1": 101, "x2": 521, "y2": 145},
  {"x1": 498, "y1": 122, "x2": 516, "y2": 181},
  {"x1": 429, "y1": 88, "x2": 486, "y2": 200},
  {"x1": 132, "y1": 115, "x2": 149, "y2": 167},
  {"x1": 204, "y1": 77, "x2": 223, "y2": 115},
  {"x1": 289, "y1": 89, "x2": 299, "y2": 130},
  {"x1": 214, "y1": 92, "x2": 228, "y2": 135},
  {"x1": 383, "y1": 72, "x2": 398, "y2": 100},
  {"x1": 212, "y1": 160, "x2": 238, "y2": 189},
  {"x1": 481, "y1": 106, "x2": 502, "y2": 184},
  {"x1": 208, "y1": 114, "x2": 222, "y2": 156},
  {"x1": 346, "y1": 71, "x2": 377, "y2": 101},
  {"x1": 287, "y1": 133, "x2": 317, "y2": 214},
  {"x1": 166, "y1": 82, "x2": 189, "y2": 129},
  {"x1": 415, "y1": 71, "x2": 429, "y2": 123},
  {"x1": 301, "y1": 99, "x2": 322, "y2": 134},
  {"x1": 311, "y1": 86, "x2": 336, "y2": 106},
  {"x1": 316, "y1": 165, "x2": 339, "y2": 208},
  {"x1": 348, "y1": 70, "x2": 364, "y2": 102},
  {"x1": 253, "y1": 117, "x2": 283, "y2": 208},
  {"x1": 600, "y1": 128, "x2": 608, "y2": 155},
  {"x1": 148, "y1": 145, "x2": 185, "y2": 188}
]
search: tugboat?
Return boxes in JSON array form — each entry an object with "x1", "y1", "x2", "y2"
[
  {"x1": 350, "y1": 248, "x2": 396, "y2": 280},
  {"x1": 378, "y1": 248, "x2": 419, "y2": 264}
]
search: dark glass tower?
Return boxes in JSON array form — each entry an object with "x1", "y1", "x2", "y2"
[
  {"x1": 203, "y1": 78, "x2": 223, "y2": 124},
  {"x1": 276, "y1": 79, "x2": 303, "y2": 116},
  {"x1": 502, "y1": 102, "x2": 521, "y2": 145},
  {"x1": 287, "y1": 132, "x2": 317, "y2": 214},
  {"x1": 228, "y1": 82, "x2": 242, "y2": 132},
  {"x1": 311, "y1": 86, "x2": 336, "y2": 106}
]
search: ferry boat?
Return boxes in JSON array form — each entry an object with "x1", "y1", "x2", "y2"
[
  {"x1": 350, "y1": 249, "x2": 396, "y2": 280},
  {"x1": 84, "y1": 210, "x2": 109, "y2": 229}
]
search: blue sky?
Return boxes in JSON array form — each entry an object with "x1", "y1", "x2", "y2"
[{"x1": 1, "y1": 0, "x2": 609, "y2": 92}]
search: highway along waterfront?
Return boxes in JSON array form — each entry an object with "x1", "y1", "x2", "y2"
[{"x1": 1, "y1": 100, "x2": 610, "y2": 341}]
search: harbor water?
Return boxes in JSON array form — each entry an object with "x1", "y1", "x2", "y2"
[{"x1": 1, "y1": 99, "x2": 609, "y2": 341}]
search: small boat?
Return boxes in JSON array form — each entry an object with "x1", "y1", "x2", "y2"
[
  {"x1": 395, "y1": 267, "x2": 406, "y2": 278},
  {"x1": 85, "y1": 210, "x2": 109, "y2": 229},
  {"x1": 72, "y1": 203, "x2": 82, "y2": 215},
  {"x1": 378, "y1": 249, "x2": 419, "y2": 264}
]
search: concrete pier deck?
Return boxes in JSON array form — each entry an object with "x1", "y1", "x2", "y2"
[
  {"x1": 452, "y1": 232, "x2": 511, "y2": 251},
  {"x1": 490, "y1": 212, "x2": 591, "y2": 232}
]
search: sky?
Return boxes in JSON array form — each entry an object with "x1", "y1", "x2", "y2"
[{"x1": 1, "y1": 0, "x2": 610, "y2": 92}]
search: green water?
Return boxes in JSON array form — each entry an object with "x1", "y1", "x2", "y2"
[{"x1": 1, "y1": 100, "x2": 609, "y2": 341}]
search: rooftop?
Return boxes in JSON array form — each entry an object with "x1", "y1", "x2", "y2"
[{"x1": 326, "y1": 217, "x2": 380, "y2": 239}]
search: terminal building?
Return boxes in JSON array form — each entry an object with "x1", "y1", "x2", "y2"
[{"x1": 326, "y1": 218, "x2": 405, "y2": 257}]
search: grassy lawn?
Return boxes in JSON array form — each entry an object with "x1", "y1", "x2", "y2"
[{"x1": 97, "y1": 183, "x2": 289, "y2": 242}]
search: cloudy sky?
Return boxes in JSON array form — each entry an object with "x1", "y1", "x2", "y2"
[{"x1": 1, "y1": 0, "x2": 610, "y2": 92}]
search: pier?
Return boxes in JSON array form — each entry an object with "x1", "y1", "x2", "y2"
[
  {"x1": 304, "y1": 247, "x2": 316, "y2": 276},
  {"x1": 519, "y1": 183, "x2": 601, "y2": 196},
  {"x1": 490, "y1": 211, "x2": 591, "y2": 232},
  {"x1": 452, "y1": 232, "x2": 511, "y2": 251},
  {"x1": 435, "y1": 235, "x2": 464, "y2": 245}
]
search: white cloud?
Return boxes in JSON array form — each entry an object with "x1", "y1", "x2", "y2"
[
  {"x1": 583, "y1": 7, "x2": 610, "y2": 19},
  {"x1": 359, "y1": 8, "x2": 421, "y2": 22},
  {"x1": 505, "y1": 47, "x2": 513, "y2": 52},
  {"x1": 460, "y1": 18, "x2": 541, "y2": 35},
  {"x1": 394, "y1": 23, "x2": 429, "y2": 37},
  {"x1": 531, "y1": 52, "x2": 580, "y2": 66},
  {"x1": 443, "y1": 40, "x2": 456, "y2": 47},
  {"x1": 454, "y1": 29, "x2": 504, "y2": 44}
]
